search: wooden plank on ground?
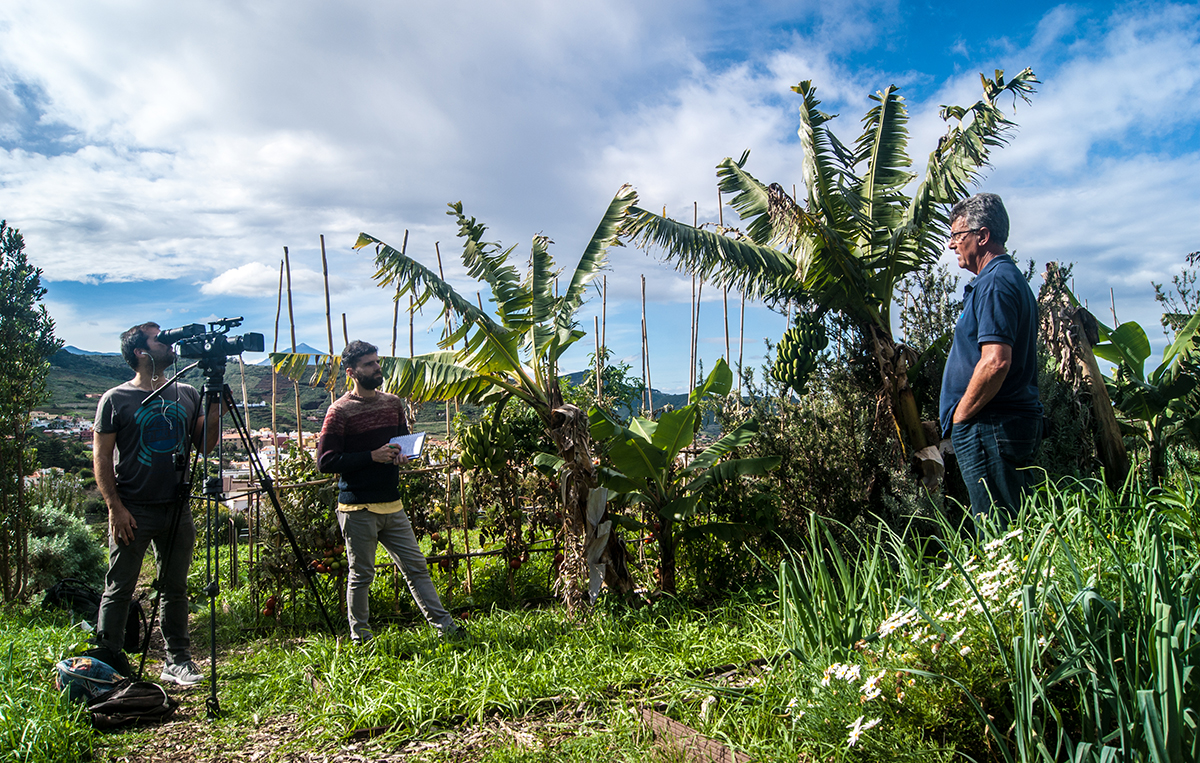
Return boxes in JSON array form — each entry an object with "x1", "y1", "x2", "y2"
[{"x1": 640, "y1": 707, "x2": 751, "y2": 763}]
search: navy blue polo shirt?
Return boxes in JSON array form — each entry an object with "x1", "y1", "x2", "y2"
[{"x1": 939, "y1": 254, "x2": 1042, "y2": 436}]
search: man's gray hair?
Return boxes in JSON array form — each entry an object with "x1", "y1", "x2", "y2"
[{"x1": 949, "y1": 193, "x2": 1009, "y2": 248}]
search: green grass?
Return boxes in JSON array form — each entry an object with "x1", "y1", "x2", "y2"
[
  {"x1": 0, "y1": 607, "x2": 95, "y2": 762},
  {"x1": 7, "y1": 475, "x2": 1200, "y2": 762}
]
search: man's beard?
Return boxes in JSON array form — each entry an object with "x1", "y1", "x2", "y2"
[{"x1": 355, "y1": 370, "x2": 384, "y2": 390}]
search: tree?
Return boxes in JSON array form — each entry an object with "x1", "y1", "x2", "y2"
[
  {"x1": 0, "y1": 220, "x2": 63, "y2": 601},
  {"x1": 623, "y1": 69, "x2": 1038, "y2": 478},
  {"x1": 587, "y1": 358, "x2": 780, "y2": 593},
  {"x1": 1092, "y1": 310, "x2": 1200, "y2": 486},
  {"x1": 274, "y1": 186, "x2": 639, "y2": 613}
]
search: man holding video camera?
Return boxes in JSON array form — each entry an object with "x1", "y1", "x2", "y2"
[
  {"x1": 93, "y1": 322, "x2": 223, "y2": 686},
  {"x1": 317, "y1": 340, "x2": 461, "y2": 644}
]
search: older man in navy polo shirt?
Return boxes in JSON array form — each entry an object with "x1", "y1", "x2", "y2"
[{"x1": 939, "y1": 193, "x2": 1043, "y2": 528}]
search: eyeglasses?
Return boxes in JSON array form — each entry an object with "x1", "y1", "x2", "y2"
[{"x1": 948, "y1": 227, "x2": 982, "y2": 243}]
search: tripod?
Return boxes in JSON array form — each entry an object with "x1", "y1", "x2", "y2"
[{"x1": 141, "y1": 353, "x2": 337, "y2": 718}]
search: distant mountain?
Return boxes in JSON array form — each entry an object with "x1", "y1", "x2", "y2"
[
  {"x1": 255, "y1": 343, "x2": 328, "y2": 365},
  {"x1": 63, "y1": 345, "x2": 118, "y2": 356}
]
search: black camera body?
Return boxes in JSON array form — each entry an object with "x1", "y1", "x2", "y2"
[{"x1": 158, "y1": 318, "x2": 265, "y2": 363}]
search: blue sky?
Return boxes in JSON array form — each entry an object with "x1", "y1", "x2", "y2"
[{"x1": 2, "y1": 1, "x2": 1198, "y2": 392}]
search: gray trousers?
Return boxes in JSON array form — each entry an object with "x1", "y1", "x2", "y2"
[
  {"x1": 96, "y1": 501, "x2": 195, "y2": 664},
  {"x1": 337, "y1": 508, "x2": 454, "y2": 641}
]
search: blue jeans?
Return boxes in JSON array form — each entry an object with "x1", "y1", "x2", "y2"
[{"x1": 951, "y1": 414, "x2": 1043, "y2": 529}]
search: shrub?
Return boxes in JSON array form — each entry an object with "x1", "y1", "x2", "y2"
[{"x1": 27, "y1": 502, "x2": 107, "y2": 592}]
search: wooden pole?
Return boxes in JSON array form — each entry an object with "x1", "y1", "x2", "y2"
[
  {"x1": 738, "y1": 292, "x2": 745, "y2": 398},
  {"x1": 690, "y1": 273, "x2": 697, "y2": 391},
  {"x1": 342, "y1": 313, "x2": 348, "y2": 345},
  {"x1": 435, "y1": 242, "x2": 453, "y2": 439},
  {"x1": 594, "y1": 316, "x2": 602, "y2": 399},
  {"x1": 320, "y1": 234, "x2": 335, "y2": 404},
  {"x1": 272, "y1": 258, "x2": 284, "y2": 480},
  {"x1": 724, "y1": 288, "x2": 730, "y2": 363},
  {"x1": 409, "y1": 293, "x2": 415, "y2": 359},
  {"x1": 695, "y1": 279, "x2": 703, "y2": 388},
  {"x1": 601, "y1": 275, "x2": 607, "y2": 353},
  {"x1": 642, "y1": 275, "x2": 653, "y2": 415},
  {"x1": 283, "y1": 247, "x2": 304, "y2": 449},
  {"x1": 391, "y1": 230, "x2": 409, "y2": 357},
  {"x1": 391, "y1": 281, "x2": 401, "y2": 357}
]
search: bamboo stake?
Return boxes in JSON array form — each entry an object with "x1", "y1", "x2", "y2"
[
  {"x1": 724, "y1": 288, "x2": 730, "y2": 362},
  {"x1": 690, "y1": 273, "x2": 697, "y2": 391},
  {"x1": 594, "y1": 316, "x2": 602, "y2": 399},
  {"x1": 1110, "y1": 288, "x2": 1119, "y2": 326},
  {"x1": 434, "y1": 242, "x2": 453, "y2": 440},
  {"x1": 320, "y1": 234, "x2": 335, "y2": 404},
  {"x1": 391, "y1": 230, "x2": 409, "y2": 357},
  {"x1": 409, "y1": 293, "x2": 415, "y2": 358},
  {"x1": 342, "y1": 313, "x2": 348, "y2": 345},
  {"x1": 642, "y1": 275, "x2": 653, "y2": 415},
  {"x1": 738, "y1": 292, "x2": 746, "y2": 399},
  {"x1": 272, "y1": 258, "x2": 284, "y2": 481},
  {"x1": 695, "y1": 278, "x2": 703, "y2": 387},
  {"x1": 391, "y1": 281, "x2": 401, "y2": 357},
  {"x1": 284, "y1": 247, "x2": 304, "y2": 449},
  {"x1": 602, "y1": 275, "x2": 607, "y2": 353}
]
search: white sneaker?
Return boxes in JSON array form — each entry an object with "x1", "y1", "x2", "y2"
[{"x1": 160, "y1": 660, "x2": 204, "y2": 686}]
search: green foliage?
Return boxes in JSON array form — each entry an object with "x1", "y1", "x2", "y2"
[
  {"x1": 0, "y1": 607, "x2": 94, "y2": 762},
  {"x1": 26, "y1": 502, "x2": 106, "y2": 594},
  {"x1": 1092, "y1": 310, "x2": 1200, "y2": 484},
  {"x1": 26, "y1": 469, "x2": 87, "y2": 518},
  {"x1": 896, "y1": 261, "x2": 962, "y2": 420},
  {"x1": 252, "y1": 444, "x2": 339, "y2": 591},
  {"x1": 589, "y1": 359, "x2": 780, "y2": 592},
  {"x1": 1152, "y1": 250, "x2": 1200, "y2": 333},
  {"x1": 0, "y1": 220, "x2": 64, "y2": 601}
]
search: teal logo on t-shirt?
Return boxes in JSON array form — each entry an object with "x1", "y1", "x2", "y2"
[{"x1": 133, "y1": 400, "x2": 189, "y2": 466}]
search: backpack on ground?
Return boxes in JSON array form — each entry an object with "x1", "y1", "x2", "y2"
[
  {"x1": 42, "y1": 578, "x2": 148, "y2": 652},
  {"x1": 42, "y1": 578, "x2": 101, "y2": 627},
  {"x1": 54, "y1": 655, "x2": 124, "y2": 703},
  {"x1": 87, "y1": 680, "x2": 179, "y2": 729}
]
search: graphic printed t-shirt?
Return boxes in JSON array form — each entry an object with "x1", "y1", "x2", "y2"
[{"x1": 94, "y1": 382, "x2": 200, "y2": 504}]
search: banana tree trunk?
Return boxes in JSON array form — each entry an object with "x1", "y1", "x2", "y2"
[
  {"x1": 656, "y1": 515, "x2": 677, "y2": 594},
  {"x1": 547, "y1": 402, "x2": 634, "y2": 614},
  {"x1": 868, "y1": 327, "x2": 930, "y2": 454},
  {"x1": 1069, "y1": 308, "x2": 1130, "y2": 491},
  {"x1": 1147, "y1": 423, "x2": 1167, "y2": 488}
]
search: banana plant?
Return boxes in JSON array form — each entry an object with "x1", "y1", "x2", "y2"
[
  {"x1": 587, "y1": 358, "x2": 781, "y2": 593},
  {"x1": 272, "y1": 185, "x2": 640, "y2": 612},
  {"x1": 621, "y1": 69, "x2": 1038, "y2": 468},
  {"x1": 1092, "y1": 309, "x2": 1200, "y2": 485}
]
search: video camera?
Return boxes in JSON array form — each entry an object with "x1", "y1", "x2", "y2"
[{"x1": 157, "y1": 317, "x2": 265, "y2": 361}]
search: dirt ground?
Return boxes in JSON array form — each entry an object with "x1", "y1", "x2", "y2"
[{"x1": 94, "y1": 698, "x2": 600, "y2": 763}]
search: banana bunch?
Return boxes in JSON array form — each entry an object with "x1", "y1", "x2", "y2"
[
  {"x1": 457, "y1": 419, "x2": 515, "y2": 474},
  {"x1": 771, "y1": 313, "x2": 828, "y2": 396}
]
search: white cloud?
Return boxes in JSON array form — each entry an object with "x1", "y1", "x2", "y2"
[{"x1": 4, "y1": 1, "x2": 1199, "y2": 387}]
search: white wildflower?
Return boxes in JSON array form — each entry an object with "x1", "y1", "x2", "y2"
[
  {"x1": 959, "y1": 645, "x2": 971, "y2": 656},
  {"x1": 949, "y1": 627, "x2": 967, "y2": 644},
  {"x1": 984, "y1": 538, "x2": 1005, "y2": 552},
  {"x1": 846, "y1": 716, "x2": 882, "y2": 747},
  {"x1": 935, "y1": 578, "x2": 953, "y2": 591}
]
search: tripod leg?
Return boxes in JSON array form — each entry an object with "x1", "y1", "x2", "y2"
[{"x1": 222, "y1": 385, "x2": 339, "y2": 636}]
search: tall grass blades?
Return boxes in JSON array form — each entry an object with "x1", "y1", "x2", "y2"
[
  {"x1": 0, "y1": 608, "x2": 93, "y2": 762},
  {"x1": 777, "y1": 515, "x2": 889, "y2": 664}
]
